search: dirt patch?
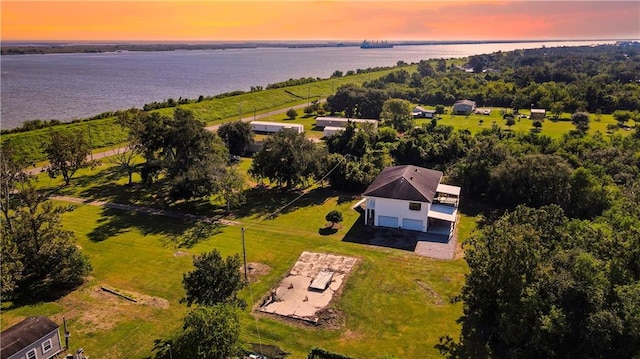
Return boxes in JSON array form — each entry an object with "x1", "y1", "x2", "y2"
[
  {"x1": 243, "y1": 262, "x2": 272, "y2": 283},
  {"x1": 316, "y1": 307, "x2": 346, "y2": 329},
  {"x1": 415, "y1": 279, "x2": 444, "y2": 305},
  {"x1": 173, "y1": 250, "x2": 189, "y2": 257},
  {"x1": 454, "y1": 239, "x2": 465, "y2": 260},
  {"x1": 90, "y1": 285, "x2": 169, "y2": 309}
]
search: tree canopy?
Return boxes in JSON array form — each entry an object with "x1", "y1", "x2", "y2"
[
  {"x1": 181, "y1": 250, "x2": 246, "y2": 307},
  {"x1": 217, "y1": 120, "x2": 254, "y2": 156},
  {"x1": 118, "y1": 108, "x2": 233, "y2": 200},
  {"x1": 440, "y1": 204, "x2": 640, "y2": 358},
  {"x1": 44, "y1": 130, "x2": 94, "y2": 185},
  {"x1": 381, "y1": 98, "x2": 414, "y2": 132},
  {"x1": 172, "y1": 304, "x2": 242, "y2": 359},
  {"x1": 250, "y1": 129, "x2": 325, "y2": 188},
  {"x1": 1, "y1": 187, "x2": 91, "y2": 300}
]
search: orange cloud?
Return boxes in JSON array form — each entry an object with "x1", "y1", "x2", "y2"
[{"x1": 1, "y1": 1, "x2": 638, "y2": 41}]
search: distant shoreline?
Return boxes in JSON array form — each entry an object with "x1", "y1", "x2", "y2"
[{"x1": 0, "y1": 39, "x2": 629, "y2": 55}]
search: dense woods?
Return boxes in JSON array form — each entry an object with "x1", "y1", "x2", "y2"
[{"x1": 357, "y1": 43, "x2": 640, "y2": 114}]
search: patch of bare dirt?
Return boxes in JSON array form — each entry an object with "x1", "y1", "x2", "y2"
[
  {"x1": 454, "y1": 239, "x2": 465, "y2": 260},
  {"x1": 90, "y1": 285, "x2": 169, "y2": 309},
  {"x1": 415, "y1": 279, "x2": 444, "y2": 305},
  {"x1": 316, "y1": 307, "x2": 346, "y2": 329},
  {"x1": 173, "y1": 250, "x2": 189, "y2": 257},
  {"x1": 243, "y1": 262, "x2": 272, "y2": 283}
]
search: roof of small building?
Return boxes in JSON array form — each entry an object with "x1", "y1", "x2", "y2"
[
  {"x1": 453, "y1": 99, "x2": 476, "y2": 107},
  {"x1": 531, "y1": 108, "x2": 546, "y2": 113},
  {"x1": 412, "y1": 106, "x2": 435, "y2": 113},
  {"x1": 363, "y1": 165, "x2": 442, "y2": 203},
  {"x1": 250, "y1": 120, "x2": 303, "y2": 128},
  {"x1": 1, "y1": 317, "x2": 59, "y2": 359},
  {"x1": 315, "y1": 116, "x2": 377, "y2": 124}
]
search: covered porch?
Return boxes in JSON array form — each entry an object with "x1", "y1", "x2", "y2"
[{"x1": 426, "y1": 183, "x2": 461, "y2": 240}]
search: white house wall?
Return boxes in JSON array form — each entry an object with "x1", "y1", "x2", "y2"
[{"x1": 366, "y1": 197, "x2": 431, "y2": 232}]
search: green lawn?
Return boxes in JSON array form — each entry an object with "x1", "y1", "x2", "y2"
[
  {"x1": 424, "y1": 109, "x2": 635, "y2": 139},
  {"x1": 3, "y1": 159, "x2": 468, "y2": 358}
]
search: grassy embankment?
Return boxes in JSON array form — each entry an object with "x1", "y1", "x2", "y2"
[
  {"x1": 1, "y1": 158, "x2": 474, "y2": 358},
  {"x1": 2, "y1": 66, "x2": 411, "y2": 164}
]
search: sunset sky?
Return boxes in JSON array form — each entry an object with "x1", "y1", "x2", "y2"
[{"x1": 1, "y1": 1, "x2": 639, "y2": 42}]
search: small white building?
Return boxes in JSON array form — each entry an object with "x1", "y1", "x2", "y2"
[
  {"x1": 315, "y1": 116, "x2": 378, "y2": 129},
  {"x1": 452, "y1": 99, "x2": 477, "y2": 115},
  {"x1": 530, "y1": 108, "x2": 546, "y2": 120},
  {"x1": 250, "y1": 121, "x2": 304, "y2": 134},
  {"x1": 412, "y1": 106, "x2": 436, "y2": 118},
  {"x1": 363, "y1": 165, "x2": 460, "y2": 236},
  {"x1": 323, "y1": 126, "x2": 347, "y2": 138}
]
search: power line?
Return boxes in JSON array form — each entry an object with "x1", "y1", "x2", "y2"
[{"x1": 241, "y1": 154, "x2": 350, "y2": 354}]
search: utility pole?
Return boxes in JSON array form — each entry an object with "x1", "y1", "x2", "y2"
[
  {"x1": 88, "y1": 123, "x2": 94, "y2": 161},
  {"x1": 241, "y1": 227, "x2": 248, "y2": 281}
]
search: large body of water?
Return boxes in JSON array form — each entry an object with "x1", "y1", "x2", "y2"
[{"x1": 1, "y1": 40, "x2": 613, "y2": 129}]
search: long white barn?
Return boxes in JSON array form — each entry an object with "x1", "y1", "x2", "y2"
[
  {"x1": 250, "y1": 121, "x2": 304, "y2": 134},
  {"x1": 315, "y1": 116, "x2": 378, "y2": 129}
]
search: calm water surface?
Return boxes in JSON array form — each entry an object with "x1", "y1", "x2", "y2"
[{"x1": 1, "y1": 41, "x2": 612, "y2": 129}]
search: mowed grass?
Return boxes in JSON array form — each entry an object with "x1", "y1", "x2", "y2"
[
  {"x1": 2, "y1": 161, "x2": 468, "y2": 358},
  {"x1": 427, "y1": 109, "x2": 635, "y2": 139}
]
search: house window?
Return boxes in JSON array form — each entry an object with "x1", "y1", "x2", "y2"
[
  {"x1": 27, "y1": 348, "x2": 37, "y2": 359},
  {"x1": 409, "y1": 202, "x2": 421, "y2": 211},
  {"x1": 42, "y1": 338, "x2": 52, "y2": 353}
]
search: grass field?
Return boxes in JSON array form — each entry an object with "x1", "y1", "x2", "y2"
[
  {"x1": 424, "y1": 109, "x2": 635, "y2": 139},
  {"x1": 2, "y1": 158, "x2": 473, "y2": 358}
]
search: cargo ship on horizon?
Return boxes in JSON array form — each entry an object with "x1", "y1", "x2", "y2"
[{"x1": 360, "y1": 40, "x2": 394, "y2": 49}]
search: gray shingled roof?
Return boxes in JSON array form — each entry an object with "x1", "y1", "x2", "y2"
[
  {"x1": 1, "y1": 317, "x2": 59, "y2": 359},
  {"x1": 454, "y1": 99, "x2": 476, "y2": 107},
  {"x1": 363, "y1": 165, "x2": 442, "y2": 203}
]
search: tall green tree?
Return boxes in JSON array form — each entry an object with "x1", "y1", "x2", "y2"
[
  {"x1": 326, "y1": 84, "x2": 389, "y2": 119},
  {"x1": 181, "y1": 250, "x2": 246, "y2": 307},
  {"x1": 217, "y1": 166, "x2": 246, "y2": 215},
  {"x1": 1, "y1": 188, "x2": 91, "y2": 299},
  {"x1": 172, "y1": 304, "x2": 242, "y2": 359},
  {"x1": 164, "y1": 109, "x2": 229, "y2": 200},
  {"x1": 250, "y1": 129, "x2": 324, "y2": 188},
  {"x1": 571, "y1": 111, "x2": 590, "y2": 133},
  {"x1": 217, "y1": 120, "x2": 254, "y2": 156},
  {"x1": 0, "y1": 143, "x2": 31, "y2": 232},
  {"x1": 381, "y1": 98, "x2": 414, "y2": 132},
  {"x1": 107, "y1": 144, "x2": 138, "y2": 185},
  {"x1": 44, "y1": 130, "x2": 94, "y2": 185}
]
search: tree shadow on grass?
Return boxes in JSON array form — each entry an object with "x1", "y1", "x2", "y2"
[
  {"x1": 233, "y1": 185, "x2": 336, "y2": 219},
  {"x1": 318, "y1": 226, "x2": 339, "y2": 236},
  {"x1": 161, "y1": 220, "x2": 225, "y2": 248},
  {"x1": 88, "y1": 207, "x2": 190, "y2": 242},
  {"x1": 3, "y1": 281, "x2": 85, "y2": 310}
]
